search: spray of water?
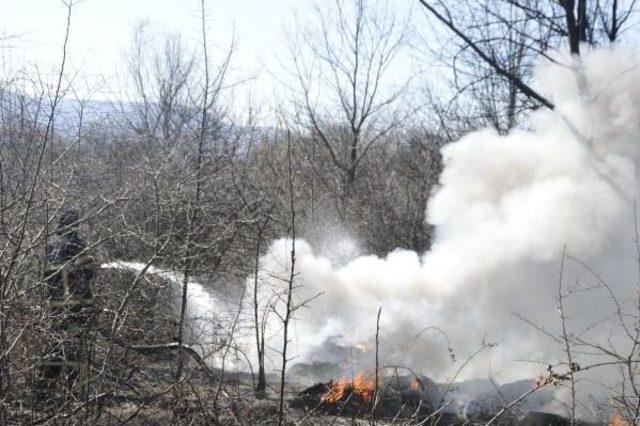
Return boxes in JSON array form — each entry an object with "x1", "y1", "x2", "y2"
[{"x1": 100, "y1": 262, "x2": 225, "y2": 352}]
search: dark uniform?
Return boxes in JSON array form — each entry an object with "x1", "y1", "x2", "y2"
[{"x1": 39, "y1": 209, "x2": 96, "y2": 393}]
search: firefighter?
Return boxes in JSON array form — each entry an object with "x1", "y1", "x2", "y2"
[{"x1": 39, "y1": 208, "x2": 96, "y2": 397}]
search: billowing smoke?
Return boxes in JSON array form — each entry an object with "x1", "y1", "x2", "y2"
[
  {"x1": 103, "y1": 46, "x2": 640, "y2": 418},
  {"x1": 252, "y1": 45, "x2": 640, "y2": 397}
]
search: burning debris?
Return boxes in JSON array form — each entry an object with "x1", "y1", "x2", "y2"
[
  {"x1": 289, "y1": 374, "x2": 607, "y2": 424},
  {"x1": 290, "y1": 373, "x2": 441, "y2": 421},
  {"x1": 321, "y1": 373, "x2": 376, "y2": 404}
]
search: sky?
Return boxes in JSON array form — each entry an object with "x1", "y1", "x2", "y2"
[
  {"x1": 0, "y1": 0, "x2": 423, "y2": 113},
  {"x1": 0, "y1": 0, "x2": 319, "y2": 102}
]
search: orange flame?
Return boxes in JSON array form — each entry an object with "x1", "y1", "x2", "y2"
[
  {"x1": 322, "y1": 373, "x2": 376, "y2": 404},
  {"x1": 410, "y1": 377, "x2": 422, "y2": 391}
]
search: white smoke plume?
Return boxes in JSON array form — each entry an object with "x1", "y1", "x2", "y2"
[
  {"x1": 102, "y1": 46, "x2": 640, "y2": 419},
  {"x1": 252, "y1": 45, "x2": 640, "y2": 401}
]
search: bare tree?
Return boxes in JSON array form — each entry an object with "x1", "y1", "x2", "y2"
[
  {"x1": 277, "y1": 131, "x2": 297, "y2": 426},
  {"x1": 122, "y1": 22, "x2": 196, "y2": 145},
  {"x1": 417, "y1": 0, "x2": 639, "y2": 128},
  {"x1": 288, "y1": 0, "x2": 414, "y2": 201},
  {"x1": 252, "y1": 210, "x2": 272, "y2": 398}
]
